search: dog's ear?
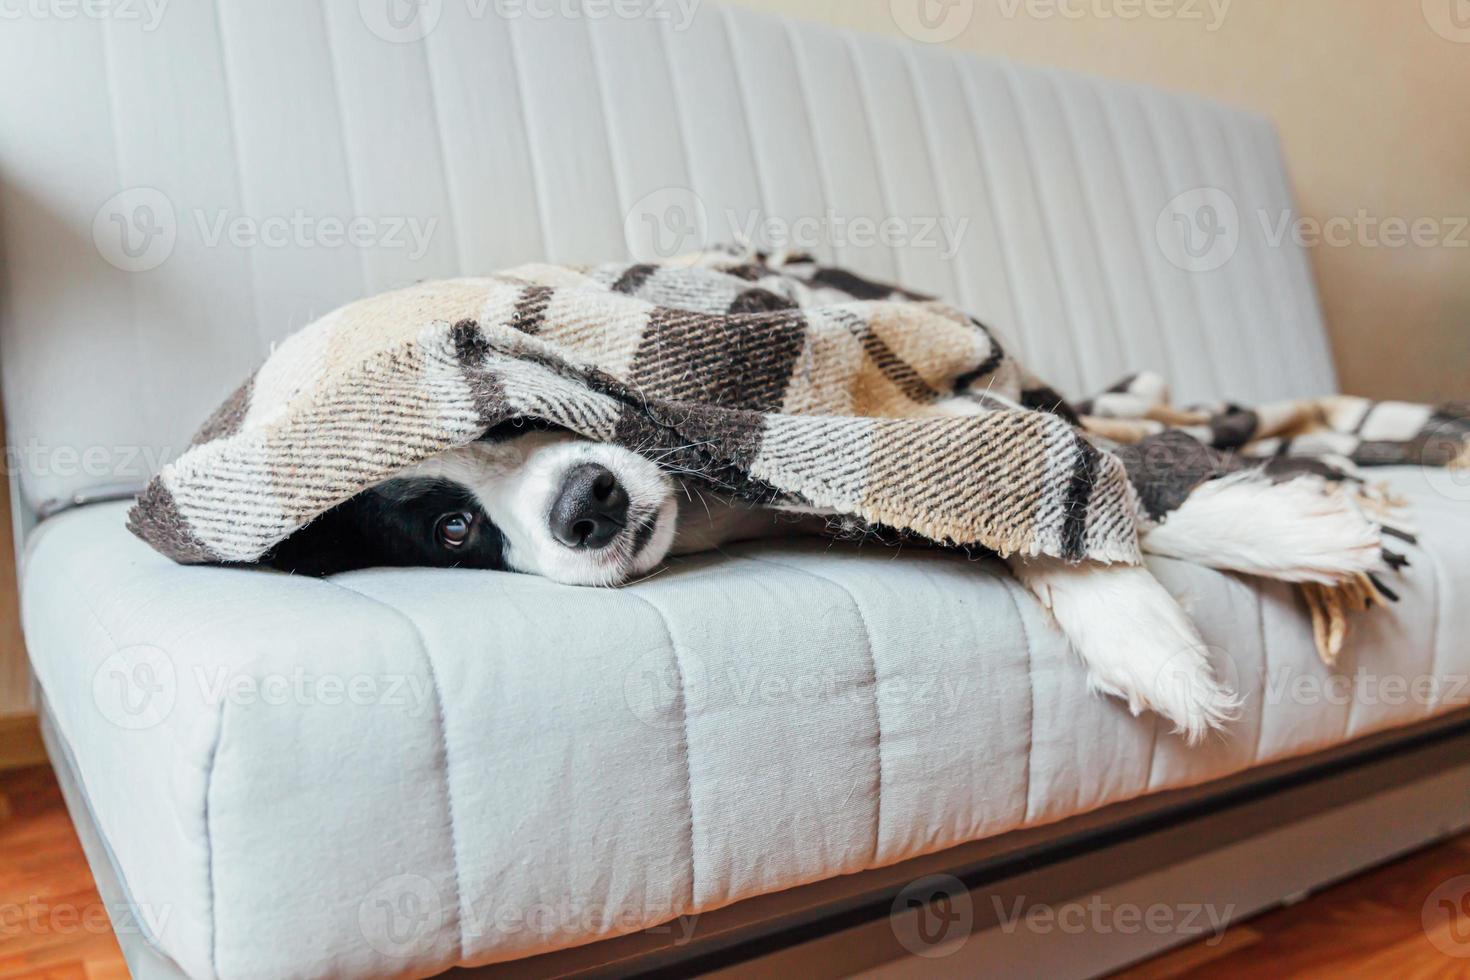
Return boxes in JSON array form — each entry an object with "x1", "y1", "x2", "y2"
[{"x1": 262, "y1": 494, "x2": 380, "y2": 576}]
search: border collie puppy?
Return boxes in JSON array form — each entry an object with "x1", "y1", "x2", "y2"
[
  {"x1": 269, "y1": 422, "x2": 1251, "y2": 741},
  {"x1": 266, "y1": 422, "x2": 816, "y2": 586}
]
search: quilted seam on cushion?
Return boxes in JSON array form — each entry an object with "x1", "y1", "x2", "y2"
[
  {"x1": 319, "y1": 577, "x2": 468, "y2": 965},
  {"x1": 994, "y1": 576, "x2": 1038, "y2": 825},
  {"x1": 1088, "y1": 79, "x2": 1183, "y2": 403},
  {"x1": 203, "y1": 702, "x2": 225, "y2": 980},
  {"x1": 1000, "y1": 66, "x2": 1106, "y2": 395},
  {"x1": 621, "y1": 590, "x2": 701, "y2": 912},
  {"x1": 1416, "y1": 532, "x2": 1447, "y2": 716},
  {"x1": 53, "y1": 567, "x2": 222, "y2": 978},
  {"x1": 732, "y1": 553, "x2": 887, "y2": 864},
  {"x1": 1251, "y1": 585, "x2": 1270, "y2": 767}
]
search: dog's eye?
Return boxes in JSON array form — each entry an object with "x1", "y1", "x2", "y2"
[{"x1": 435, "y1": 512, "x2": 473, "y2": 549}]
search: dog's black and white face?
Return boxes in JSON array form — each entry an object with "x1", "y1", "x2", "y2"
[{"x1": 266, "y1": 424, "x2": 679, "y2": 586}]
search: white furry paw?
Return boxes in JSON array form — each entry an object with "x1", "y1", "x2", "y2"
[
  {"x1": 1008, "y1": 559, "x2": 1242, "y2": 744},
  {"x1": 1142, "y1": 474, "x2": 1385, "y2": 586}
]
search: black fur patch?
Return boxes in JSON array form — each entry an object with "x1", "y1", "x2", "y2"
[{"x1": 265, "y1": 479, "x2": 506, "y2": 577}]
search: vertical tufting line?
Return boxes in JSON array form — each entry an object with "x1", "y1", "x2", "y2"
[
  {"x1": 318, "y1": 0, "x2": 370, "y2": 295},
  {"x1": 1137, "y1": 93, "x2": 1230, "y2": 400},
  {"x1": 621, "y1": 590, "x2": 701, "y2": 911},
  {"x1": 322, "y1": 577, "x2": 468, "y2": 961},
  {"x1": 731, "y1": 554, "x2": 887, "y2": 865},
  {"x1": 1254, "y1": 122, "x2": 1336, "y2": 394},
  {"x1": 782, "y1": 21, "x2": 841, "y2": 265},
  {"x1": 418, "y1": 34, "x2": 465, "y2": 275},
  {"x1": 1181, "y1": 109, "x2": 1258, "y2": 400},
  {"x1": 202, "y1": 701, "x2": 225, "y2": 978},
  {"x1": 584, "y1": 20, "x2": 632, "y2": 247},
  {"x1": 842, "y1": 33, "x2": 906, "y2": 283},
  {"x1": 1416, "y1": 534, "x2": 1447, "y2": 716},
  {"x1": 1166, "y1": 96, "x2": 1241, "y2": 399},
  {"x1": 504, "y1": 20, "x2": 557, "y2": 261},
  {"x1": 211, "y1": 0, "x2": 269, "y2": 359},
  {"x1": 656, "y1": 19, "x2": 701, "y2": 226},
  {"x1": 900, "y1": 47, "x2": 966, "y2": 308},
  {"x1": 1047, "y1": 73, "x2": 1139, "y2": 374},
  {"x1": 720, "y1": 7, "x2": 776, "y2": 240},
  {"x1": 954, "y1": 61, "x2": 1035, "y2": 365},
  {"x1": 1207, "y1": 110, "x2": 1289, "y2": 400},
  {"x1": 995, "y1": 577, "x2": 1037, "y2": 825},
  {"x1": 1250, "y1": 589, "x2": 1270, "y2": 767},
  {"x1": 997, "y1": 65, "x2": 1090, "y2": 397},
  {"x1": 1247, "y1": 120, "x2": 1321, "y2": 392},
  {"x1": 95, "y1": 16, "x2": 159, "y2": 450},
  {"x1": 1091, "y1": 81, "x2": 1183, "y2": 391},
  {"x1": 1221, "y1": 115, "x2": 1313, "y2": 398}
]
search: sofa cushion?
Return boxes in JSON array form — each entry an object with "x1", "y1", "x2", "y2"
[
  {"x1": 22, "y1": 474, "x2": 1470, "y2": 979},
  {"x1": 0, "y1": 4, "x2": 1337, "y2": 515}
]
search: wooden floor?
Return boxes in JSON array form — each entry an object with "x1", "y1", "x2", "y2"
[
  {"x1": 1110, "y1": 835, "x2": 1470, "y2": 979},
  {"x1": 4, "y1": 763, "x2": 1470, "y2": 978},
  {"x1": 1, "y1": 765, "x2": 126, "y2": 980}
]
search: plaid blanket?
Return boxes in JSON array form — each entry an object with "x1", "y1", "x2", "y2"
[
  {"x1": 128, "y1": 249, "x2": 1142, "y2": 568},
  {"x1": 128, "y1": 249, "x2": 1467, "y2": 656}
]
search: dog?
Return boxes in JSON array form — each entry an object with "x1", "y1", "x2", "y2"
[{"x1": 269, "y1": 418, "x2": 1386, "y2": 742}]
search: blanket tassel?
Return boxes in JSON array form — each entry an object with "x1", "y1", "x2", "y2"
[{"x1": 1301, "y1": 574, "x2": 1386, "y2": 667}]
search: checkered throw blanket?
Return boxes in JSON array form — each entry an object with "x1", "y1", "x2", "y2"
[
  {"x1": 128, "y1": 249, "x2": 1467, "y2": 656},
  {"x1": 128, "y1": 248, "x2": 1143, "y2": 568}
]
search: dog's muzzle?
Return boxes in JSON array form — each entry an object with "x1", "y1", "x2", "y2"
[{"x1": 548, "y1": 463, "x2": 629, "y2": 550}]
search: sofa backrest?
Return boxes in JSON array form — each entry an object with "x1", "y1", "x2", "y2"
[{"x1": 0, "y1": 0, "x2": 1336, "y2": 522}]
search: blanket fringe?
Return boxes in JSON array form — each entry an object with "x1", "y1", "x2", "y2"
[
  {"x1": 1297, "y1": 480, "x2": 1413, "y2": 667},
  {"x1": 1300, "y1": 573, "x2": 1386, "y2": 667}
]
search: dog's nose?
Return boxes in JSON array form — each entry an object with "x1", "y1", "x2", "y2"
[{"x1": 549, "y1": 463, "x2": 629, "y2": 550}]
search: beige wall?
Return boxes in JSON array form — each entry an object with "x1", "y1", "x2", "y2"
[{"x1": 723, "y1": 0, "x2": 1470, "y2": 403}]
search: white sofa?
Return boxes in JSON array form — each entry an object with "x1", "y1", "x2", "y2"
[{"x1": 2, "y1": 3, "x2": 1468, "y2": 978}]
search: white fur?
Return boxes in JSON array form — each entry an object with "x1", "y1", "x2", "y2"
[
  {"x1": 398, "y1": 431, "x2": 1255, "y2": 742},
  {"x1": 401, "y1": 432, "x2": 677, "y2": 587},
  {"x1": 1007, "y1": 558, "x2": 1241, "y2": 744},
  {"x1": 1142, "y1": 474, "x2": 1384, "y2": 585}
]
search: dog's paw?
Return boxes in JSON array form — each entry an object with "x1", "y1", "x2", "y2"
[
  {"x1": 1142, "y1": 474, "x2": 1385, "y2": 586},
  {"x1": 1083, "y1": 636, "x2": 1243, "y2": 746},
  {"x1": 1009, "y1": 559, "x2": 1241, "y2": 744}
]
